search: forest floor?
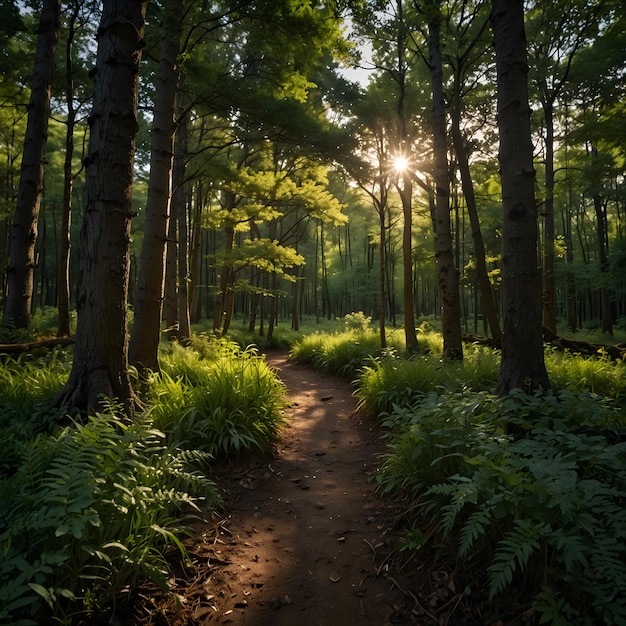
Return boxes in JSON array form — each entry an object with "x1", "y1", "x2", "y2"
[{"x1": 126, "y1": 351, "x2": 534, "y2": 626}]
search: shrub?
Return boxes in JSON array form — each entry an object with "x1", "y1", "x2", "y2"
[{"x1": 376, "y1": 388, "x2": 626, "y2": 624}]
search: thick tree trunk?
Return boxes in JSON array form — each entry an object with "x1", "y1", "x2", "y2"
[
  {"x1": 129, "y1": 0, "x2": 182, "y2": 371},
  {"x1": 429, "y1": 14, "x2": 463, "y2": 360},
  {"x1": 492, "y1": 0, "x2": 550, "y2": 395},
  {"x1": 57, "y1": 0, "x2": 148, "y2": 415},
  {"x1": 4, "y1": 0, "x2": 60, "y2": 329}
]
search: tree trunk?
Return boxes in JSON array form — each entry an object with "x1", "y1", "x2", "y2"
[
  {"x1": 4, "y1": 0, "x2": 60, "y2": 329},
  {"x1": 491, "y1": 0, "x2": 550, "y2": 395},
  {"x1": 129, "y1": 0, "x2": 182, "y2": 371},
  {"x1": 57, "y1": 0, "x2": 148, "y2": 415},
  {"x1": 164, "y1": 205, "x2": 178, "y2": 339},
  {"x1": 378, "y1": 197, "x2": 387, "y2": 349},
  {"x1": 213, "y1": 224, "x2": 234, "y2": 331},
  {"x1": 541, "y1": 97, "x2": 557, "y2": 333},
  {"x1": 394, "y1": 0, "x2": 418, "y2": 350},
  {"x1": 450, "y1": 112, "x2": 501, "y2": 341},
  {"x1": 57, "y1": 2, "x2": 83, "y2": 338},
  {"x1": 188, "y1": 181, "x2": 203, "y2": 324},
  {"x1": 594, "y1": 190, "x2": 613, "y2": 335},
  {"x1": 174, "y1": 106, "x2": 191, "y2": 340},
  {"x1": 428, "y1": 13, "x2": 463, "y2": 360}
]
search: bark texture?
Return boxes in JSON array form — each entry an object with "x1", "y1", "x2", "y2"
[
  {"x1": 492, "y1": 0, "x2": 550, "y2": 395},
  {"x1": 57, "y1": 0, "x2": 148, "y2": 414},
  {"x1": 3, "y1": 0, "x2": 60, "y2": 329},
  {"x1": 429, "y1": 12, "x2": 463, "y2": 360}
]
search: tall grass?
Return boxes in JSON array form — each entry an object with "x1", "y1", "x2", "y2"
[
  {"x1": 150, "y1": 339, "x2": 287, "y2": 460},
  {"x1": 547, "y1": 348, "x2": 626, "y2": 402},
  {"x1": 0, "y1": 350, "x2": 71, "y2": 476},
  {"x1": 355, "y1": 343, "x2": 500, "y2": 416}
]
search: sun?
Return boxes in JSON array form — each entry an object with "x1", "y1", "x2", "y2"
[{"x1": 393, "y1": 155, "x2": 409, "y2": 173}]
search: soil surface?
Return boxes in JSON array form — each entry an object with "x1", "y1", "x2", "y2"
[{"x1": 127, "y1": 351, "x2": 531, "y2": 626}]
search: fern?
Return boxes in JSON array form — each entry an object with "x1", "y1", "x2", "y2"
[{"x1": 488, "y1": 519, "x2": 551, "y2": 599}]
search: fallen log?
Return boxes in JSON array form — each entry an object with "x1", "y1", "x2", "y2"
[
  {"x1": 541, "y1": 327, "x2": 626, "y2": 361},
  {"x1": 0, "y1": 336, "x2": 74, "y2": 354},
  {"x1": 462, "y1": 329, "x2": 626, "y2": 361}
]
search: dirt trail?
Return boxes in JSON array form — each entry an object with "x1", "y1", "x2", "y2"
[{"x1": 192, "y1": 351, "x2": 418, "y2": 625}]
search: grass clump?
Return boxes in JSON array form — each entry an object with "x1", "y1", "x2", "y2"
[
  {"x1": 354, "y1": 343, "x2": 500, "y2": 416},
  {"x1": 547, "y1": 348, "x2": 626, "y2": 403},
  {"x1": 0, "y1": 350, "x2": 71, "y2": 476},
  {"x1": 149, "y1": 339, "x2": 287, "y2": 460}
]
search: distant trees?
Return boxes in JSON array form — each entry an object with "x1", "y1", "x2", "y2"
[
  {"x1": 0, "y1": 0, "x2": 624, "y2": 407},
  {"x1": 3, "y1": 0, "x2": 60, "y2": 330}
]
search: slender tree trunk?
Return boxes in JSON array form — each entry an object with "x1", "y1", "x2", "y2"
[
  {"x1": 378, "y1": 198, "x2": 387, "y2": 349},
  {"x1": 394, "y1": 0, "x2": 418, "y2": 349},
  {"x1": 4, "y1": 0, "x2": 60, "y2": 329},
  {"x1": 188, "y1": 182, "x2": 203, "y2": 324},
  {"x1": 213, "y1": 225, "x2": 234, "y2": 331},
  {"x1": 164, "y1": 206, "x2": 178, "y2": 339},
  {"x1": 129, "y1": 0, "x2": 182, "y2": 371},
  {"x1": 492, "y1": 0, "x2": 550, "y2": 395},
  {"x1": 594, "y1": 191, "x2": 612, "y2": 335},
  {"x1": 57, "y1": 2, "x2": 83, "y2": 338},
  {"x1": 428, "y1": 12, "x2": 463, "y2": 360},
  {"x1": 174, "y1": 111, "x2": 191, "y2": 340},
  {"x1": 450, "y1": 107, "x2": 501, "y2": 341},
  {"x1": 291, "y1": 264, "x2": 300, "y2": 331},
  {"x1": 57, "y1": 0, "x2": 148, "y2": 414},
  {"x1": 541, "y1": 97, "x2": 557, "y2": 333}
]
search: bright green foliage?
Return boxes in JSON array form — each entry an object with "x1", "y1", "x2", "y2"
[
  {"x1": 290, "y1": 328, "x2": 395, "y2": 376},
  {"x1": 0, "y1": 407, "x2": 219, "y2": 624},
  {"x1": 354, "y1": 344, "x2": 499, "y2": 415},
  {"x1": 376, "y1": 389, "x2": 626, "y2": 623},
  {"x1": 150, "y1": 339, "x2": 287, "y2": 460},
  {"x1": 546, "y1": 348, "x2": 626, "y2": 402}
]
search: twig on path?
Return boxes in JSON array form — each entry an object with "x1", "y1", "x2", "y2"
[{"x1": 387, "y1": 575, "x2": 438, "y2": 623}]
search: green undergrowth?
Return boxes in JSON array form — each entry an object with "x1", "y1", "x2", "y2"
[
  {"x1": 292, "y1": 327, "x2": 626, "y2": 624},
  {"x1": 149, "y1": 338, "x2": 287, "y2": 460},
  {"x1": 0, "y1": 335, "x2": 287, "y2": 624},
  {"x1": 376, "y1": 390, "x2": 626, "y2": 625},
  {"x1": 0, "y1": 408, "x2": 219, "y2": 624}
]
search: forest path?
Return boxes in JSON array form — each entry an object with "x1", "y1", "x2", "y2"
[{"x1": 193, "y1": 350, "x2": 418, "y2": 625}]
